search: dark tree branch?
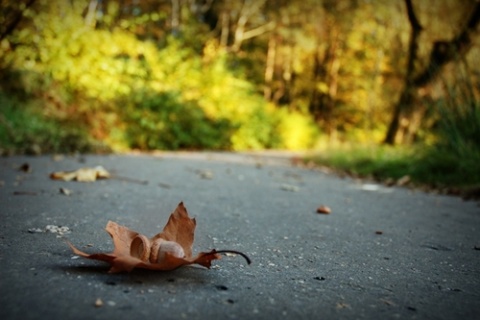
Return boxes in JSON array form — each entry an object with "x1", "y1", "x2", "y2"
[
  {"x1": 404, "y1": 0, "x2": 423, "y2": 85},
  {"x1": 0, "y1": 0, "x2": 37, "y2": 42},
  {"x1": 405, "y1": 0, "x2": 423, "y2": 31},
  {"x1": 384, "y1": 0, "x2": 423, "y2": 145},
  {"x1": 413, "y1": 2, "x2": 480, "y2": 87},
  {"x1": 384, "y1": 0, "x2": 480, "y2": 145}
]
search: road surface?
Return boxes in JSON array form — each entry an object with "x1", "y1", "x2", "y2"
[{"x1": 1, "y1": 152, "x2": 479, "y2": 319}]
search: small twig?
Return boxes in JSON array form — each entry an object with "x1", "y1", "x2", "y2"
[
  {"x1": 111, "y1": 175, "x2": 149, "y2": 185},
  {"x1": 213, "y1": 249, "x2": 252, "y2": 265},
  {"x1": 13, "y1": 191, "x2": 38, "y2": 196}
]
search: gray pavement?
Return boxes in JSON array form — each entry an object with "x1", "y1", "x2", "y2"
[{"x1": 1, "y1": 152, "x2": 479, "y2": 320}]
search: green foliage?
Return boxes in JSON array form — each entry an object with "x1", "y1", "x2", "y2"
[
  {"x1": 0, "y1": 94, "x2": 92, "y2": 154},
  {"x1": 122, "y1": 90, "x2": 234, "y2": 150},
  {"x1": 309, "y1": 131, "x2": 480, "y2": 189},
  {"x1": 308, "y1": 144, "x2": 416, "y2": 180},
  {"x1": 307, "y1": 75, "x2": 480, "y2": 189},
  {"x1": 0, "y1": 1, "x2": 319, "y2": 152}
]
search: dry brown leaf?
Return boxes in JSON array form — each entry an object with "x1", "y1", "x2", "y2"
[
  {"x1": 68, "y1": 202, "x2": 251, "y2": 273},
  {"x1": 396, "y1": 175, "x2": 411, "y2": 186},
  {"x1": 50, "y1": 166, "x2": 110, "y2": 182}
]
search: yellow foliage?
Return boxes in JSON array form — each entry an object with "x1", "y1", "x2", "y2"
[{"x1": 276, "y1": 110, "x2": 318, "y2": 150}]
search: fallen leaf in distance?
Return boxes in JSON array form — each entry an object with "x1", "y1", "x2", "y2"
[
  {"x1": 316, "y1": 205, "x2": 331, "y2": 214},
  {"x1": 50, "y1": 166, "x2": 110, "y2": 182},
  {"x1": 396, "y1": 175, "x2": 411, "y2": 186},
  {"x1": 67, "y1": 202, "x2": 251, "y2": 273},
  {"x1": 59, "y1": 187, "x2": 72, "y2": 196}
]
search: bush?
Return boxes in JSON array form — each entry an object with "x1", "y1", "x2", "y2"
[
  {"x1": 274, "y1": 109, "x2": 319, "y2": 150},
  {"x1": 0, "y1": 94, "x2": 92, "y2": 154},
  {"x1": 0, "y1": 3, "x2": 320, "y2": 153},
  {"x1": 415, "y1": 85, "x2": 480, "y2": 187},
  {"x1": 122, "y1": 90, "x2": 234, "y2": 150}
]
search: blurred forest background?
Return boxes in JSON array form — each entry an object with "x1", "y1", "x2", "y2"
[{"x1": 1, "y1": 0, "x2": 479, "y2": 189}]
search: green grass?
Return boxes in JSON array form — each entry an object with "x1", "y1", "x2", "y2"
[
  {"x1": 307, "y1": 144, "x2": 416, "y2": 180},
  {"x1": 306, "y1": 142, "x2": 480, "y2": 191},
  {"x1": 308, "y1": 81, "x2": 480, "y2": 193}
]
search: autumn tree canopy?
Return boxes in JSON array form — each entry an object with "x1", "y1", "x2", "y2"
[{"x1": 0, "y1": 0, "x2": 478, "y2": 152}]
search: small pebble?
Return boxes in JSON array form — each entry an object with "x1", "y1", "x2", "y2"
[
  {"x1": 281, "y1": 184, "x2": 299, "y2": 192},
  {"x1": 198, "y1": 170, "x2": 213, "y2": 179},
  {"x1": 19, "y1": 163, "x2": 32, "y2": 173},
  {"x1": 316, "y1": 205, "x2": 331, "y2": 214},
  {"x1": 215, "y1": 285, "x2": 228, "y2": 291},
  {"x1": 95, "y1": 298, "x2": 103, "y2": 307},
  {"x1": 45, "y1": 225, "x2": 71, "y2": 235},
  {"x1": 60, "y1": 187, "x2": 72, "y2": 196},
  {"x1": 28, "y1": 228, "x2": 44, "y2": 233},
  {"x1": 29, "y1": 225, "x2": 71, "y2": 236}
]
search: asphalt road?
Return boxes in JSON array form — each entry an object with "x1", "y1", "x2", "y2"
[{"x1": 1, "y1": 152, "x2": 479, "y2": 320}]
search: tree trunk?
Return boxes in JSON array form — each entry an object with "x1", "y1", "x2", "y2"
[
  {"x1": 384, "y1": 0, "x2": 480, "y2": 145},
  {"x1": 384, "y1": 0, "x2": 422, "y2": 145},
  {"x1": 84, "y1": 0, "x2": 98, "y2": 27},
  {"x1": 264, "y1": 34, "x2": 277, "y2": 100},
  {"x1": 231, "y1": 0, "x2": 268, "y2": 52},
  {"x1": 171, "y1": 0, "x2": 180, "y2": 36},
  {"x1": 309, "y1": 32, "x2": 341, "y2": 137},
  {"x1": 220, "y1": 10, "x2": 230, "y2": 48}
]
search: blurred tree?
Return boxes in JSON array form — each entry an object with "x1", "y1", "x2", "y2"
[
  {"x1": 384, "y1": 0, "x2": 480, "y2": 144},
  {"x1": 258, "y1": 0, "x2": 400, "y2": 141}
]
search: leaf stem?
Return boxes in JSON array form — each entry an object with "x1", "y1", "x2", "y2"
[{"x1": 213, "y1": 250, "x2": 252, "y2": 265}]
